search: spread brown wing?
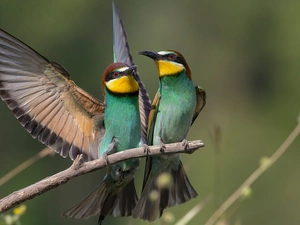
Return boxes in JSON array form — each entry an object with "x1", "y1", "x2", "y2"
[
  {"x1": 112, "y1": 2, "x2": 151, "y2": 144},
  {"x1": 0, "y1": 29, "x2": 105, "y2": 161},
  {"x1": 191, "y1": 86, "x2": 206, "y2": 125},
  {"x1": 142, "y1": 91, "x2": 161, "y2": 188}
]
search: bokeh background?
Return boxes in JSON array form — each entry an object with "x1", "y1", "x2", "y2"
[{"x1": 0, "y1": 1, "x2": 299, "y2": 225}]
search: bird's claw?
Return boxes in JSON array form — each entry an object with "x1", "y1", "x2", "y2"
[
  {"x1": 181, "y1": 139, "x2": 189, "y2": 151},
  {"x1": 143, "y1": 144, "x2": 151, "y2": 155},
  {"x1": 103, "y1": 153, "x2": 109, "y2": 166},
  {"x1": 159, "y1": 141, "x2": 166, "y2": 153}
]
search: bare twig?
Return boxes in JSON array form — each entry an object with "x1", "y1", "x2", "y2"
[
  {"x1": 0, "y1": 140, "x2": 204, "y2": 213},
  {"x1": 0, "y1": 148, "x2": 54, "y2": 187},
  {"x1": 204, "y1": 118, "x2": 300, "y2": 225}
]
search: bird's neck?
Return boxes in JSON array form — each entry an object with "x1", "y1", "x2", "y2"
[
  {"x1": 160, "y1": 71, "x2": 192, "y2": 89},
  {"x1": 104, "y1": 87, "x2": 140, "y2": 125}
]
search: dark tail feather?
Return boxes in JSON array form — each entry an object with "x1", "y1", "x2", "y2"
[
  {"x1": 133, "y1": 161, "x2": 197, "y2": 222},
  {"x1": 62, "y1": 179, "x2": 138, "y2": 225},
  {"x1": 162, "y1": 161, "x2": 198, "y2": 208},
  {"x1": 98, "y1": 179, "x2": 138, "y2": 224},
  {"x1": 62, "y1": 182, "x2": 108, "y2": 220}
]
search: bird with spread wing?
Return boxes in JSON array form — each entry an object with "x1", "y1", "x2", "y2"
[{"x1": 0, "y1": 1, "x2": 151, "y2": 224}]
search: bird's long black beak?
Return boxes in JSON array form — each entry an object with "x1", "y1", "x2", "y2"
[
  {"x1": 123, "y1": 65, "x2": 137, "y2": 75},
  {"x1": 138, "y1": 50, "x2": 159, "y2": 60}
]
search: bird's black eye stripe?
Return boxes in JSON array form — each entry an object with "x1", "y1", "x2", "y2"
[
  {"x1": 164, "y1": 53, "x2": 186, "y2": 66},
  {"x1": 105, "y1": 71, "x2": 120, "y2": 81},
  {"x1": 175, "y1": 56, "x2": 186, "y2": 65}
]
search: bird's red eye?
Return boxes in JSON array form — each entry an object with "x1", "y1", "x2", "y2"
[
  {"x1": 114, "y1": 72, "x2": 119, "y2": 77},
  {"x1": 169, "y1": 54, "x2": 175, "y2": 59}
]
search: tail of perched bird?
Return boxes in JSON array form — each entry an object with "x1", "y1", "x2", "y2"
[
  {"x1": 62, "y1": 175, "x2": 138, "y2": 225},
  {"x1": 133, "y1": 160, "x2": 197, "y2": 221}
]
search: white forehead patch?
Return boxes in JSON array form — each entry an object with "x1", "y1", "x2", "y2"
[
  {"x1": 157, "y1": 51, "x2": 173, "y2": 56},
  {"x1": 114, "y1": 67, "x2": 129, "y2": 72}
]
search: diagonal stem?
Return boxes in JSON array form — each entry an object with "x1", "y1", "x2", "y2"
[
  {"x1": 204, "y1": 119, "x2": 300, "y2": 225},
  {"x1": 0, "y1": 148, "x2": 53, "y2": 187}
]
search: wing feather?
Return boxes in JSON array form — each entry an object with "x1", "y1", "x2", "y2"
[
  {"x1": 191, "y1": 86, "x2": 206, "y2": 125},
  {"x1": 143, "y1": 91, "x2": 161, "y2": 188},
  {"x1": 112, "y1": 2, "x2": 151, "y2": 144},
  {"x1": 0, "y1": 28, "x2": 105, "y2": 161}
]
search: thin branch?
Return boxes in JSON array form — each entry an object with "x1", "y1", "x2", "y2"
[
  {"x1": 175, "y1": 195, "x2": 212, "y2": 225},
  {"x1": 0, "y1": 140, "x2": 204, "y2": 213},
  {"x1": 204, "y1": 118, "x2": 300, "y2": 225},
  {"x1": 0, "y1": 148, "x2": 54, "y2": 187}
]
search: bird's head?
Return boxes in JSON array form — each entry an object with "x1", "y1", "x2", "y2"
[
  {"x1": 102, "y1": 62, "x2": 139, "y2": 95},
  {"x1": 139, "y1": 50, "x2": 191, "y2": 79}
]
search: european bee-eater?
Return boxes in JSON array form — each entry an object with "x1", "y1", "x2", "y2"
[
  {"x1": 0, "y1": 1, "x2": 151, "y2": 224},
  {"x1": 62, "y1": 63, "x2": 141, "y2": 224},
  {"x1": 133, "y1": 50, "x2": 206, "y2": 221}
]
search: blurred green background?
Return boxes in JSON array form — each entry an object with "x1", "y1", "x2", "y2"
[{"x1": 0, "y1": 1, "x2": 299, "y2": 225}]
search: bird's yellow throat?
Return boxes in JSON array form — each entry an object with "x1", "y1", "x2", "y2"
[
  {"x1": 155, "y1": 60, "x2": 185, "y2": 77},
  {"x1": 106, "y1": 75, "x2": 139, "y2": 94}
]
